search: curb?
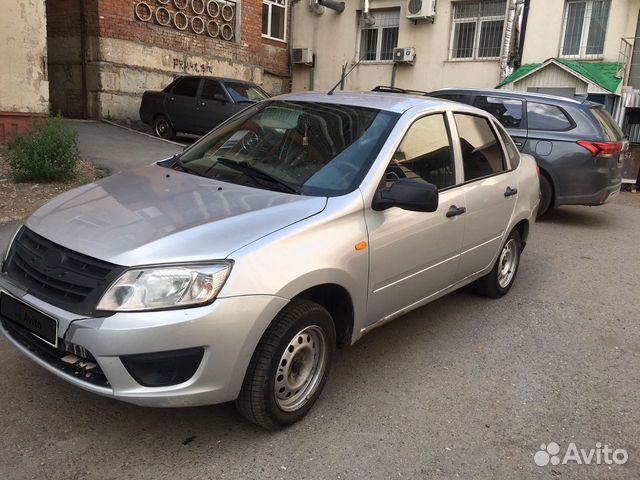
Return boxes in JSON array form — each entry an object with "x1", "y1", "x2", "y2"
[{"x1": 100, "y1": 119, "x2": 187, "y2": 147}]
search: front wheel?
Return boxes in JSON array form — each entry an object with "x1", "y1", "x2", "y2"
[
  {"x1": 473, "y1": 229, "x2": 522, "y2": 298},
  {"x1": 236, "y1": 300, "x2": 335, "y2": 430}
]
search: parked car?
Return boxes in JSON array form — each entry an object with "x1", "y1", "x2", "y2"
[
  {"x1": 140, "y1": 75, "x2": 269, "y2": 139},
  {"x1": 429, "y1": 88, "x2": 626, "y2": 216},
  {"x1": 1, "y1": 92, "x2": 539, "y2": 429}
]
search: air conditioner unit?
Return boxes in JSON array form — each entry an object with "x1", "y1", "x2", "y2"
[
  {"x1": 292, "y1": 48, "x2": 314, "y2": 65},
  {"x1": 406, "y1": 0, "x2": 436, "y2": 20},
  {"x1": 393, "y1": 47, "x2": 416, "y2": 64}
]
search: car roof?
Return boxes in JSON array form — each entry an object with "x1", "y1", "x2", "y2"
[
  {"x1": 430, "y1": 87, "x2": 593, "y2": 107},
  {"x1": 272, "y1": 91, "x2": 475, "y2": 114}
]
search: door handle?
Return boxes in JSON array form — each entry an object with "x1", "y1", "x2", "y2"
[
  {"x1": 446, "y1": 205, "x2": 466, "y2": 218},
  {"x1": 198, "y1": 100, "x2": 206, "y2": 106},
  {"x1": 168, "y1": 96, "x2": 175, "y2": 101},
  {"x1": 514, "y1": 141, "x2": 523, "y2": 147},
  {"x1": 504, "y1": 186, "x2": 518, "y2": 197}
]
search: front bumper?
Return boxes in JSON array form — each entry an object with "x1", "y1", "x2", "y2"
[{"x1": 0, "y1": 274, "x2": 288, "y2": 407}]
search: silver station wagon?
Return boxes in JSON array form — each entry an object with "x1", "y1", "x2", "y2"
[{"x1": 0, "y1": 92, "x2": 539, "y2": 429}]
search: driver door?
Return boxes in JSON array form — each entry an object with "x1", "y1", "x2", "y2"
[
  {"x1": 194, "y1": 79, "x2": 237, "y2": 134},
  {"x1": 364, "y1": 113, "x2": 466, "y2": 324}
]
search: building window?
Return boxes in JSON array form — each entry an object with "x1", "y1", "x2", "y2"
[
  {"x1": 358, "y1": 9, "x2": 400, "y2": 62},
  {"x1": 450, "y1": 1, "x2": 506, "y2": 60},
  {"x1": 560, "y1": 0, "x2": 611, "y2": 58},
  {"x1": 262, "y1": 0, "x2": 287, "y2": 42}
]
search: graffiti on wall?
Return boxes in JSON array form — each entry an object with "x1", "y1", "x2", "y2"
[
  {"x1": 134, "y1": 0, "x2": 236, "y2": 41},
  {"x1": 172, "y1": 58, "x2": 215, "y2": 74}
]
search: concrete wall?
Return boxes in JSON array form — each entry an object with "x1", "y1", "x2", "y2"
[
  {"x1": 291, "y1": 0, "x2": 505, "y2": 93},
  {"x1": 521, "y1": 0, "x2": 640, "y2": 64},
  {"x1": 0, "y1": 0, "x2": 49, "y2": 142}
]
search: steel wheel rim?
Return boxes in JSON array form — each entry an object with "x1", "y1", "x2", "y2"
[
  {"x1": 155, "y1": 119, "x2": 169, "y2": 137},
  {"x1": 274, "y1": 325, "x2": 328, "y2": 412},
  {"x1": 498, "y1": 238, "x2": 518, "y2": 288}
]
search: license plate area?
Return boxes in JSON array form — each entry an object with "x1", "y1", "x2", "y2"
[{"x1": 0, "y1": 292, "x2": 58, "y2": 347}]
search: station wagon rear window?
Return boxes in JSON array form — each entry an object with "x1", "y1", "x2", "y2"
[{"x1": 527, "y1": 102, "x2": 573, "y2": 131}]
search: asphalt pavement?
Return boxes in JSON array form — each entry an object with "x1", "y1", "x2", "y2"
[
  {"x1": 0, "y1": 196, "x2": 639, "y2": 479},
  {"x1": 1, "y1": 119, "x2": 640, "y2": 480},
  {"x1": 65, "y1": 120, "x2": 182, "y2": 173}
]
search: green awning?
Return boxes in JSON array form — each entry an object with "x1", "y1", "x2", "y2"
[{"x1": 497, "y1": 58, "x2": 623, "y2": 94}]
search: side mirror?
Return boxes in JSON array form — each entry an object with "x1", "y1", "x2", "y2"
[
  {"x1": 372, "y1": 178, "x2": 439, "y2": 212},
  {"x1": 212, "y1": 93, "x2": 228, "y2": 103}
]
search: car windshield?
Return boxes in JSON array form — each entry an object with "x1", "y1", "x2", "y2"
[
  {"x1": 225, "y1": 82, "x2": 269, "y2": 102},
  {"x1": 176, "y1": 100, "x2": 399, "y2": 196}
]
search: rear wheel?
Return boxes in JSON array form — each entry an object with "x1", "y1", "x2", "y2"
[
  {"x1": 236, "y1": 300, "x2": 335, "y2": 430},
  {"x1": 474, "y1": 229, "x2": 522, "y2": 298},
  {"x1": 153, "y1": 114, "x2": 175, "y2": 140},
  {"x1": 537, "y1": 174, "x2": 553, "y2": 218}
]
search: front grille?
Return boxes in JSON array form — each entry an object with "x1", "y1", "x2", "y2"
[
  {"x1": 1, "y1": 318, "x2": 110, "y2": 389},
  {"x1": 3, "y1": 228, "x2": 126, "y2": 316}
]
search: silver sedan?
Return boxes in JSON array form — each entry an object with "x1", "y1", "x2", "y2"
[{"x1": 0, "y1": 92, "x2": 539, "y2": 429}]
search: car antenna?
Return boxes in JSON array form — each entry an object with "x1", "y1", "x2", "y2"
[{"x1": 327, "y1": 60, "x2": 362, "y2": 95}]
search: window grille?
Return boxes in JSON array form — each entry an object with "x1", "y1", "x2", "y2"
[
  {"x1": 450, "y1": 1, "x2": 506, "y2": 60},
  {"x1": 561, "y1": 0, "x2": 611, "y2": 58},
  {"x1": 358, "y1": 9, "x2": 400, "y2": 62}
]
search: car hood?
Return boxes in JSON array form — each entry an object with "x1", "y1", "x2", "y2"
[{"x1": 26, "y1": 164, "x2": 327, "y2": 266}]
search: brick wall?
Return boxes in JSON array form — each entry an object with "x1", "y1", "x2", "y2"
[{"x1": 46, "y1": 0, "x2": 291, "y2": 120}]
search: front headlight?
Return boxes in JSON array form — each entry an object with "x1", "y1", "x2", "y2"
[{"x1": 96, "y1": 262, "x2": 233, "y2": 312}]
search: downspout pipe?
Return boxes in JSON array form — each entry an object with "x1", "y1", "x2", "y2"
[
  {"x1": 518, "y1": 0, "x2": 531, "y2": 67},
  {"x1": 317, "y1": 0, "x2": 344, "y2": 13},
  {"x1": 499, "y1": 0, "x2": 517, "y2": 82},
  {"x1": 363, "y1": 0, "x2": 373, "y2": 25}
]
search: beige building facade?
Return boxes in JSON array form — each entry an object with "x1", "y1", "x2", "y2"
[
  {"x1": 0, "y1": 0, "x2": 49, "y2": 143},
  {"x1": 291, "y1": 0, "x2": 518, "y2": 93}
]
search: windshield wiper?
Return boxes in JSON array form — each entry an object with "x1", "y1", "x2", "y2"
[{"x1": 216, "y1": 157, "x2": 301, "y2": 194}]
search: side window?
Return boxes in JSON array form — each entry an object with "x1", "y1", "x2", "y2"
[
  {"x1": 494, "y1": 121, "x2": 520, "y2": 169},
  {"x1": 527, "y1": 102, "x2": 573, "y2": 131},
  {"x1": 454, "y1": 113, "x2": 506, "y2": 181},
  {"x1": 385, "y1": 114, "x2": 455, "y2": 190},
  {"x1": 171, "y1": 77, "x2": 200, "y2": 97},
  {"x1": 201, "y1": 80, "x2": 227, "y2": 102},
  {"x1": 473, "y1": 96, "x2": 524, "y2": 129}
]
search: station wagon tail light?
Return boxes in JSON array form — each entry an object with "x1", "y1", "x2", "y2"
[
  {"x1": 96, "y1": 262, "x2": 233, "y2": 312},
  {"x1": 577, "y1": 140, "x2": 625, "y2": 157}
]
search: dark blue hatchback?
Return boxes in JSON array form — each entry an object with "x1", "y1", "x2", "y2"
[{"x1": 429, "y1": 88, "x2": 625, "y2": 216}]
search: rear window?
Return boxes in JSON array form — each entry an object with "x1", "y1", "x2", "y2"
[
  {"x1": 590, "y1": 107, "x2": 623, "y2": 141},
  {"x1": 473, "y1": 96, "x2": 524, "y2": 129},
  {"x1": 527, "y1": 102, "x2": 573, "y2": 131},
  {"x1": 172, "y1": 77, "x2": 200, "y2": 97}
]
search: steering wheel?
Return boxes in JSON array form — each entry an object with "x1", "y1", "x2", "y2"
[{"x1": 240, "y1": 123, "x2": 264, "y2": 152}]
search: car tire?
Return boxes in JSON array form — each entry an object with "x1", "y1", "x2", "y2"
[
  {"x1": 537, "y1": 174, "x2": 553, "y2": 218},
  {"x1": 474, "y1": 229, "x2": 522, "y2": 299},
  {"x1": 153, "y1": 114, "x2": 176, "y2": 140},
  {"x1": 236, "y1": 300, "x2": 336, "y2": 430}
]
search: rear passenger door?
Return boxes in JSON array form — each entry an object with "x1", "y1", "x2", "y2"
[
  {"x1": 452, "y1": 112, "x2": 518, "y2": 281},
  {"x1": 473, "y1": 95, "x2": 528, "y2": 151},
  {"x1": 166, "y1": 77, "x2": 202, "y2": 133}
]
